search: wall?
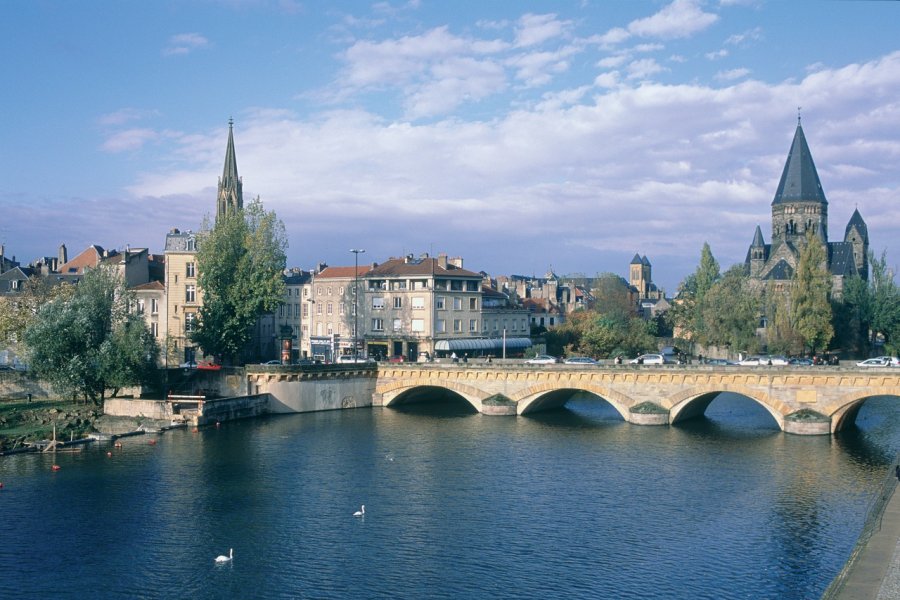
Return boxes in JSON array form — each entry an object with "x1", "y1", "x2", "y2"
[
  {"x1": 104, "y1": 398, "x2": 173, "y2": 420},
  {"x1": 248, "y1": 366, "x2": 377, "y2": 413},
  {"x1": 0, "y1": 371, "x2": 54, "y2": 400},
  {"x1": 196, "y1": 394, "x2": 269, "y2": 426}
]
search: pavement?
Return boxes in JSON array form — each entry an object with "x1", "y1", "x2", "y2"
[{"x1": 832, "y1": 477, "x2": 900, "y2": 600}]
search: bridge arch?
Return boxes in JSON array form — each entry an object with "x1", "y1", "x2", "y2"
[
  {"x1": 825, "y1": 388, "x2": 900, "y2": 433},
  {"x1": 513, "y1": 383, "x2": 636, "y2": 419},
  {"x1": 376, "y1": 379, "x2": 487, "y2": 412},
  {"x1": 667, "y1": 386, "x2": 787, "y2": 430}
]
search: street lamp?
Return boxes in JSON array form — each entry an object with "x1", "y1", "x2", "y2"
[{"x1": 350, "y1": 248, "x2": 366, "y2": 361}]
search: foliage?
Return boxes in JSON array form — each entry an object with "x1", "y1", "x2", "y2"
[
  {"x1": 831, "y1": 275, "x2": 871, "y2": 355},
  {"x1": 869, "y1": 251, "x2": 900, "y2": 354},
  {"x1": 671, "y1": 242, "x2": 721, "y2": 346},
  {"x1": 546, "y1": 303, "x2": 656, "y2": 359},
  {"x1": 0, "y1": 277, "x2": 75, "y2": 353},
  {"x1": 23, "y1": 266, "x2": 159, "y2": 404},
  {"x1": 790, "y1": 232, "x2": 833, "y2": 353},
  {"x1": 700, "y1": 265, "x2": 761, "y2": 353},
  {"x1": 193, "y1": 197, "x2": 287, "y2": 362}
]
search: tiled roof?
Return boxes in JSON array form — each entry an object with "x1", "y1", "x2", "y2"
[
  {"x1": 367, "y1": 257, "x2": 481, "y2": 278},
  {"x1": 131, "y1": 281, "x2": 164, "y2": 291},
  {"x1": 316, "y1": 266, "x2": 370, "y2": 279},
  {"x1": 57, "y1": 245, "x2": 106, "y2": 274}
]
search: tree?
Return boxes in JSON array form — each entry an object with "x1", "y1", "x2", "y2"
[
  {"x1": 672, "y1": 242, "x2": 720, "y2": 346},
  {"x1": 193, "y1": 197, "x2": 287, "y2": 363},
  {"x1": 0, "y1": 276, "x2": 75, "y2": 356},
  {"x1": 831, "y1": 275, "x2": 871, "y2": 356},
  {"x1": 701, "y1": 265, "x2": 761, "y2": 353},
  {"x1": 790, "y1": 232, "x2": 833, "y2": 354},
  {"x1": 870, "y1": 251, "x2": 900, "y2": 354},
  {"x1": 23, "y1": 266, "x2": 159, "y2": 404}
]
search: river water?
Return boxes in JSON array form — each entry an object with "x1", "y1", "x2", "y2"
[{"x1": 1, "y1": 392, "x2": 897, "y2": 599}]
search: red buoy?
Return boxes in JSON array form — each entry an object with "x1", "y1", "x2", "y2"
[
  {"x1": 0, "y1": 482, "x2": 4, "y2": 488},
  {"x1": 148, "y1": 439, "x2": 157, "y2": 445},
  {"x1": 51, "y1": 465, "x2": 61, "y2": 471},
  {"x1": 192, "y1": 428, "x2": 199, "y2": 433},
  {"x1": 107, "y1": 452, "x2": 113, "y2": 457},
  {"x1": 114, "y1": 442, "x2": 122, "y2": 448}
]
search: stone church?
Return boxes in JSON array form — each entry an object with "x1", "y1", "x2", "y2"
[{"x1": 745, "y1": 120, "x2": 869, "y2": 298}]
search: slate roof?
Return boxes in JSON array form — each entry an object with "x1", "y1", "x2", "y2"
[
  {"x1": 131, "y1": 281, "x2": 165, "y2": 291},
  {"x1": 845, "y1": 208, "x2": 868, "y2": 238},
  {"x1": 828, "y1": 242, "x2": 857, "y2": 277},
  {"x1": 772, "y1": 123, "x2": 827, "y2": 206},
  {"x1": 630, "y1": 253, "x2": 643, "y2": 265},
  {"x1": 765, "y1": 260, "x2": 794, "y2": 280},
  {"x1": 751, "y1": 225, "x2": 765, "y2": 248},
  {"x1": 641, "y1": 255, "x2": 651, "y2": 267},
  {"x1": 164, "y1": 230, "x2": 196, "y2": 252},
  {"x1": 283, "y1": 270, "x2": 312, "y2": 285},
  {"x1": 316, "y1": 266, "x2": 370, "y2": 279}
]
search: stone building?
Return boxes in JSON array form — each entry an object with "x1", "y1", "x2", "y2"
[
  {"x1": 163, "y1": 229, "x2": 200, "y2": 365},
  {"x1": 745, "y1": 120, "x2": 869, "y2": 297}
]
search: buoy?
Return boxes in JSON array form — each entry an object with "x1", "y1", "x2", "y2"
[
  {"x1": 148, "y1": 439, "x2": 157, "y2": 445},
  {"x1": 215, "y1": 421, "x2": 221, "y2": 428},
  {"x1": 192, "y1": 428, "x2": 199, "y2": 433},
  {"x1": 114, "y1": 442, "x2": 122, "y2": 448},
  {"x1": 0, "y1": 482, "x2": 4, "y2": 488},
  {"x1": 51, "y1": 465, "x2": 61, "y2": 471},
  {"x1": 107, "y1": 451, "x2": 112, "y2": 457}
]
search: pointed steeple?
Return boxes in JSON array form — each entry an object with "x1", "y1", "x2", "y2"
[
  {"x1": 751, "y1": 225, "x2": 765, "y2": 247},
  {"x1": 217, "y1": 118, "x2": 243, "y2": 220},
  {"x1": 772, "y1": 122, "x2": 827, "y2": 206},
  {"x1": 630, "y1": 253, "x2": 643, "y2": 265},
  {"x1": 845, "y1": 207, "x2": 868, "y2": 238}
]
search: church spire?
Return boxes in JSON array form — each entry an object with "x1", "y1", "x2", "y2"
[
  {"x1": 772, "y1": 121, "x2": 827, "y2": 206},
  {"x1": 217, "y1": 118, "x2": 243, "y2": 220}
]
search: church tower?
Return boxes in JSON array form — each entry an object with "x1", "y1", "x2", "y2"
[
  {"x1": 748, "y1": 225, "x2": 766, "y2": 278},
  {"x1": 770, "y1": 119, "x2": 828, "y2": 249},
  {"x1": 216, "y1": 119, "x2": 243, "y2": 220},
  {"x1": 844, "y1": 208, "x2": 869, "y2": 281}
]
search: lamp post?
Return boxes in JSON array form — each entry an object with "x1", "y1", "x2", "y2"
[{"x1": 350, "y1": 249, "x2": 365, "y2": 361}]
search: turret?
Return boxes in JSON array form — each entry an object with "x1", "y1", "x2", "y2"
[
  {"x1": 844, "y1": 208, "x2": 869, "y2": 280},
  {"x1": 770, "y1": 120, "x2": 828, "y2": 248},
  {"x1": 749, "y1": 225, "x2": 766, "y2": 277}
]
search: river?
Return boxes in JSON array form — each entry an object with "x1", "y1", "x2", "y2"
[{"x1": 1, "y1": 392, "x2": 897, "y2": 599}]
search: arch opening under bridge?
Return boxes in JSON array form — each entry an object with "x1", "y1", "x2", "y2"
[{"x1": 829, "y1": 393, "x2": 900, "y2": 433}]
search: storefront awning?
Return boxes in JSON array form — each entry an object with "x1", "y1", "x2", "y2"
[{"x1": 434, "y1": 337, "x2": 532, "y2": 352}]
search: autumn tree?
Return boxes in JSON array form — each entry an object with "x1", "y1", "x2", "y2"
[
  {"x1": 192, "y1": 197, "x2": 287, "y2": 363},
  {"x1": 672, "y1": 242, "x2": 720, "y2": 346},
  {"x1": 790, "y1": 232, "x2": 833, "y2": 354},
  {"x1": 0, "y1": 276, "x2": 75, "y2": 357}
]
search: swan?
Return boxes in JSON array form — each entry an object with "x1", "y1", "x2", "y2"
[
  {"x1": 214, "y1": 548, "x2": 233, "y2": 564},
  {"x1": 353, "y1": 505, "x2": 365, "y2": 517}
]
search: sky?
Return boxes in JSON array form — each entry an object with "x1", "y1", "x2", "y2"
[{"x1": 2, "y1": 0, "x2": 899, "y2": 292}]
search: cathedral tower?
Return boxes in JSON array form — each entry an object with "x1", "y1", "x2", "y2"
[
  {"x1": 844, "y1": 208, "x2": 869, "y2": 281},
  {"x1": 216, "y1": 119, "x2": 243, "y2": 220}
]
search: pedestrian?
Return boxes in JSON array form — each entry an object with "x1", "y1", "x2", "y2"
[
  {"x1": 463, "y1": 353, "x2": 468, "y2": 363},
  {"x1": 487, "y1": 356, "x2": 492, "y2": 363},
  {"x1": 451, "y1": 352, "x2": 458, "y2": 363}
]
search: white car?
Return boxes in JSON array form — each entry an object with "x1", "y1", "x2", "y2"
[
  {"x1": 630, "y1": 354, "x2": 665, "y2": 365},
  {"x1": 564, "y1": 356, "x2": 599, "y2": 365},
  {"x1": 525, "y1": 355, "x2": 559, "y2": 365},
  {"x1": 856, "y1": 357, "x2": 899, "y2": 367},
  {"x1": 739, "y1": 355, "x2": 788, "y2": 366}
]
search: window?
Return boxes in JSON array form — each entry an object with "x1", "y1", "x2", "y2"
[
  {"x1": 150, "y1": 322, "x2": 158, "y2": 338},
  {"x1": 522, "y1": 319, "x2": 527, "y2": 331},
  {"x1": 453, "y1": 297, "x2": 462, "y2": 310},
  {"x1": 327, "y1": 324, "x2": 333, "y2": 335},
  {"x1": 185, "y1": 285, "x2": 196, "y2": 303},
  {"x1": 372, "y1": 318, "x2": 384, "y2": 331},
  {"x1": 316, "y1": 323, "x2": 323, "y2": 336},
  {"x1": 466, "y1": 281, "x2": 479, "y2": 291},
  {"x1": 339, "y1": 286, "x2": 344, "y2": 295},
  {"x1": 339, "y1": 303, "x2": 345, "y2": 316},
  {"x1": 393, "y1": 297, "x2": 402, "y2": 309},
  {"x1": 412, "y1": 297, "x2": 425, "y2": 309},
  {"x1": 327, "y1": 302, "x2": 333, "y2": 315},
  {"x1": 279, "y1": 305, "x2": 285, "y2": 318},
  {"x1": 317, "y1": 287, "x2": 322, "y2": 296},
  {"x1": 137, "y1": 299, "x2": 145, "y2": 314},
  {"x1": 411, "y1": 319, "x2": 425, "y2": 332},
  {"x1": 436, "y1": 296, "x2": 446, "y2": 310},
  {"x1": 453, "y1": 319, "x2": 462, "y2": 332},
  {"x1": 393, "y1": 318, "x2": 402, "y2": 331},
  {"x1": 185, "y1": 312, "x2": 196, "y2": 333},
  {"x1": 328, "y1": 287, "x2": 332, "y2": 295},
  {"x1": 316, "y1": 303, "x2": 322, "y2": 315},
  {"x1": 294, "y1": 304, "x2": 300, "y2": 318},
  {"x1": 469, "y1": 297, "x2": 477, "y2": 310},
  {"x1": 512, "y1": 319, "x2": 517, "y2": 331},
  {"x1": 372, "y1": 297, "x2": 385, "y2": 310},
  {"x1": 469, "y1": 319, "x2": 477, "y2": 332},
  {"x1": 186, "y1": 262, "x2": 195, "y2": 278},
  {"x1": 186, "y1": 239, "x2": 195, "y2": 251},
  {"x1": 394, "y1": 280, "x2": 407, "y2": 290},
  {"x1": 150, "y1": 298, "x2": 159, "y2": 314},
  {"x1": 436, "y1": 319, "x2": 446, "y2": 333},
  {"x1": 303, "y1": 303, "x2": 309, "y2": 317}
]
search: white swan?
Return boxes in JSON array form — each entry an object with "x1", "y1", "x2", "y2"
[
  {"x1": 353, "y1": 505, "x2": 365, "y2": 517},
  {"x1": 214, "y1": 548, "x2": 233, "y2": 564}
]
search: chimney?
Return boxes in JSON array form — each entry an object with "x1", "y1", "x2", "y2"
[
  {"x1": 450, "y1": 256, "x2": 463, "y2": 269},
  {"x1": 437, "y1": 253, "x2": 448, "y2": 269},
  {"x1": 58, "y1": 244, "x2": 68, "y2": 266}
]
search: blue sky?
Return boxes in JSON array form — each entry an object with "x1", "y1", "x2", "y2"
[{"x1": 2, "y1": 0, "x2": 899, "y2": 291}]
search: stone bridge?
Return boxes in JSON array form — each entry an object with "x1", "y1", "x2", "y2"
[{"x1": 373, "y1": 364, "x2": 900, "y2": 435}]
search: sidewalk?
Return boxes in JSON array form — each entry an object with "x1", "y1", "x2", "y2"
[{"x1": 832, "y1": 478, "x2": 900, "y2": 600}]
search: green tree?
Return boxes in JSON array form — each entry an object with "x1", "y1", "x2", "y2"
[
  {"x1": 672, "y1": 242, "x2": 720, "y2": 346},
  {"x1": 831, "y1": 275, "x2": 871, "y2": 356},
  {"x1": 791, "y1": 232, "x2": 833, "y2": 354},
  {"x1": 23, "y1": 267, "x2": 159, "y2": 404},
  {"x1": 193, "y1": 197, "x2": 287, "y2": 363},
  {"x1": 0, "y1": 277, "x2": 75, "y2": 355},
  {"x1": 870, "y1": 251, "x2": 900, "y2": 354},
  {"x1": 702, "y1": 265, "x2": 761, "y2": 353}
]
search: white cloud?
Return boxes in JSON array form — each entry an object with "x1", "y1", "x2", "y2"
[
  {"x1": 513, "y1": 13, "x2": 572, "y2": 48},
  {"x1": 626, "y1": 58, "x2": 667, "y2": 80},
  {"x1": 725, "y1": 27, "x2": 762, "y2": 46},
  {"x1": 716, "y1": 67, "x2": 750, "y2": 81},
  {"x1": 628, "y1": 0, "x2": 719, "y2": 40},
  {"x1": 101, "y1": 128, "x2": 160, "y2": 153},
  {"x1": 705, "y1": 49, "x2": 729, "y2": 60},
  {"x1": 163, "y1": 33, "x2": 209, "y2": 57}
]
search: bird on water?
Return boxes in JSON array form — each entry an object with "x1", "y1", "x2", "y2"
[
  {"x1": 353, "y1": 505, "x2": 365, "y2": 517},
  {"x1": 215, "y1": 548, "x2": 233, "y2": 564}
]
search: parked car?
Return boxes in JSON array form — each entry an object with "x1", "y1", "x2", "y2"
[
  {"x1": 338, "y1": 355, "x2": 373, "y2": 363},
  {"x1": 525, "y1": 355, "x2": 559, "y2": 365},
  {"x1": 788, "y1": 358, "x2": 814, "y2": 366},
  {"x1": 564, "y1": 356, "x2": 598, "y2": 365},
  {"x1": 178, "y1": 361, "x2": 197, "y2": 369},
  {"x1": 705, "y1": 358, "x2": 737, "y2": 366},
  {"x1": 630, "y1": 354, "x2": 665, "y2": 365},
  {"x1": 875, "y1": 356, "x2": 900, "y2": 367},
  {"x1": 262, "y1": 359, "x2": 282, "y2": 365},
  {"x1": 739, "y1": 355, "x2": 788, "y2": 366},
  {"x1": 857, "y1": 357, "x2": 892, "y2": 368}
]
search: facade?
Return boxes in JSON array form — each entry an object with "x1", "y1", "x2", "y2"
[
  {"x1": 163, "y1": 229, "x2": 200, "y2": 365},
  {"x1": 132, "y1": 281, "x2": 167, "y2": 363},
  {"x1": 745, "y1": 120, "x2": 869, "y2": 298},
  {"x1": 275, "y1": 268, "x2": 312, "y2": 362},
  {"x1": 303, "y1": 264, "x2": 368, "y2": 362}
]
